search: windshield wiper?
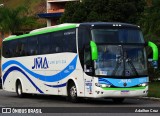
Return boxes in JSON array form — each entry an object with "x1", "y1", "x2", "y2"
[
  {"x1": 112, "y1": 45, "x2": 123, "y2": 76},
  {"x1": 111, "y1": 55, "x2": 123, "y2": 75},
  {"x1": 126, "y1": 58, "x2": 139, "y2": 76}
]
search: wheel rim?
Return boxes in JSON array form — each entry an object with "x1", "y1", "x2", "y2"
[
  {"x1": 17, "y1": 84, "x2": 22, "y2": 95},
  {"x1": 70, "y1": 86, "x2": 77, "y2": 98}
]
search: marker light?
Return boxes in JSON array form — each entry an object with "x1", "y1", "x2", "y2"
[{"x1": 138, "y1": 82, "x2": 148, "y2": 87}]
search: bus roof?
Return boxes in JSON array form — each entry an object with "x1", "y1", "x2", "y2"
[
  {"x1": 79, "y1": 22, "x2": 140, "y2": 28},
  {"x1": 3, "y1": 22, "x2": 140, "y2": 42},
  {"x1": 3, "y1": 23, "x2": 78, "y2": 41}
]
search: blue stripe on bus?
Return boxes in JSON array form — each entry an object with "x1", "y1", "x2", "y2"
[
  {"x1": 3, "y1": 66, "x2": 43, "y2": 93},
  {"x1": 98, "y1": 77, "x2": 148, "y2": 87},
  {"x1": 45, "y1": 83, "x2": 67, "y2": 88},
  {"x1": 2, "y1": 55, "x2": 77, "y2": 82},
  {"x1": 99, "y1": 78, "x2": 113, "y2": 85}
]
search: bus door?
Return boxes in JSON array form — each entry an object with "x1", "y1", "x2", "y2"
[{"x1": 83, "y1": 46, "x2": 94, "y2": 97}]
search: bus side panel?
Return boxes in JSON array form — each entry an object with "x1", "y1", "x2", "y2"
[
  {"x1": 2, "y1": 57, "x2": 13, "y2": 92},
  {"x1": 44, "y1": 70, "x2": 59, "y2": 95},
  {"x1": 2, "y1": 70, "x2": 15, "y2": 92},
  {"x1": 83, "y1": 73, "x2": 97, "y2": 97},
  {"x1": 59, "y1": 69, "x2": 85, "y2": 97},
  {"x1": 2, "y1": 57, "x2": 44, "y2": 94},
  {"x1": 70, "y1": 56, "x2": 85, "y2": 97},
  {"x1": 74, "y1": 70, "x2": 85, "y2": 97},
  {"x1": 41, "y1": 53, "x2": 85, "y2": 97},
  {"x1": 2, "y1": 53, "x2": 86, "y2": 97}
]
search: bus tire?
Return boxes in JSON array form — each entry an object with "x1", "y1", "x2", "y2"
[
  {"x1": 112, "y1": 98, "x2": 125, "y2": 103},
  {"x1": 67, "y1": 82, "x2": 79, "y2": 103},
  {"x1": 16, "y1": 81, "x2": 25, "y2": 98}
]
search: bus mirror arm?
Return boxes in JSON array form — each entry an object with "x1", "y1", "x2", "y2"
[
  {"x1": 90, "y1": 41, "x2": 98, "y2": 60},
  {"x1": 147, "y1": 41, "x2": 158, "y2": 69}
]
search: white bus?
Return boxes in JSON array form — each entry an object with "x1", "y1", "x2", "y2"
[{"x1": 1, "y1": 22, "x2": 158, "y2": 103}]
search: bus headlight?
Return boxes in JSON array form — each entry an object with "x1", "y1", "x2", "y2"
[
  {"x1": 95, "y1": 83, "x2": 111, "y2": 88},
  {"x1": 138, "y1": 82, "x2": 148, "y2": 87}
]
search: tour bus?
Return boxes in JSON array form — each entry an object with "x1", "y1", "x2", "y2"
[{"x1": 1, "y1": 22, "x2": 158, "y2": 103}]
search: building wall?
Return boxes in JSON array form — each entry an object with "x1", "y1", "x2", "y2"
[
  {"x1": 46, "y1": 0, "x2": 79, "y2": 26},
  {"x1": 50, "y1": 2, "x2": 66, "y2": 10}
]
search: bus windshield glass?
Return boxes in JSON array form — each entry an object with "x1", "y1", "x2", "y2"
[
  {"x1": 94, "y1": 45, "x2": 147, "y2": 77},
  {"x1": 91, "y1": 28, "x2": 147, "y2": 77},
  {"x1": 91, "y1": 28, "x2": 144, "y2": 44}
]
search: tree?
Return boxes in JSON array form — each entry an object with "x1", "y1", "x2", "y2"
[
  {"x1": 138, "y1": 0, "x2": 160, "y2": 80},
  {"x1": 0, "y1": 6, "x2": 37, "y2": 39},
  {"x1": 139, "y1": 0, "x2": 160, "y2": 39},
  {"x1": 59, "y1": 0, "x2": 145, "y2": 24}
]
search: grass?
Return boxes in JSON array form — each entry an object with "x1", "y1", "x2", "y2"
[{"x1": 148, "y1": 81, "x2": 160, "y2": 98}]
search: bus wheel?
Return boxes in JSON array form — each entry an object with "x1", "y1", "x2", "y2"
[
  {"x1": 16, "y1": 81, "x2": 24, "y2": 98},
  {"x1": 67, "y1": 82, "x2": 79, "y2": 103},
  {"x1": 112, "y1": 98, "x2": 125, "y2": 103}
]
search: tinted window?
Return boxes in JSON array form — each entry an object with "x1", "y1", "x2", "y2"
[
  {"x1": 78, "y1": 27, "x2": 91, "y2": 67},
  {"x1": 3, "y1": 40, "x2": 19, "y2": 58},
  {"x1": 19, "y1": 38, "x2": 28, "y2": 56},
  {"x1": 51, "y1": 31, "x2": 63, "y2": 53},
  {"x1": 63, "y1": 29, "x2": 76, "y2": 53},
  {"x1": 10, "y1": 40, "x2": 19, "y2": 57},
  {"x1": 92, "y1": 29, "x2": 144, "y2": 44},
  {"x1": 78, "y1": 27, "x2": 91, "y2": 51},
  {"x1": 28, "y1": 36, "x2": 38, "y2": 55},
  {"x1": 2, "y1": 41, "x2": 10, "y2": 58},
  {"x1": 38, "y1": 34, "x2": 51, "y2": 54},
  {"x1": 2, "y1": 29, "x2": 77, "y2": 58}
]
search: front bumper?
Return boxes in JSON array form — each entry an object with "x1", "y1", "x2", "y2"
[{"x1": 94, "y1": 86, "x2": 148, "y2": 98}]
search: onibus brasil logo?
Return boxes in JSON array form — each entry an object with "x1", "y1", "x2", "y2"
[{"x1": 32, "y1": 57, "x2": 49, "y2": 69}]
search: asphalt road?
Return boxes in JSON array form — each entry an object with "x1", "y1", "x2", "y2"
[{"x1": 0, "y1": 89, "x2": 160, "y2": 115}]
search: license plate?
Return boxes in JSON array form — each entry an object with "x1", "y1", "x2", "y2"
[{"x1": 121, "y1": 90, "x2": 130, "y2": 95}]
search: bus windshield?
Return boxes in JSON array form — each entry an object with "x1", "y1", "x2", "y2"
[
  {"x1": 94, "y1": 45, "x2": 147, "y2": 77},
  {"x1": 91, "y1": 28, "x2": 147, "y2": 77},
  {"x1": 91, "y1": 28, "x2": 144, "y2": 44}
]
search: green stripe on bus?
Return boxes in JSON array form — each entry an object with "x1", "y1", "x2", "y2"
[
  {"x1": 4, "y1": 24, "x2": 77, "y2": 41},
  {"x1": 102, "y1": 86, "x2": 146, "y2": 91}
]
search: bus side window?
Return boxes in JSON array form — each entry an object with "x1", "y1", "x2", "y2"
[
  {"x1": 50, "y1": 33, "x2": 55, "y2": 53},
  {"x1": 84, "y1": 46, "x2": 93, "y2": 75},
  {"x1": 28, "y1": 36, "x2": 38, "y2": 56},
  {"x1": 38, "y1": 34, "x2": 51, "y2": 54},
  {"x1": 2, "y1": 41, "x2": 10, "y2": 58},
  {"x1": 11, "y1": 40, "x2": 19, "y2": 57},
  {"x1": 51, "y1": 31, "x2": 63, "y2": 53},
  {"x1": 19, "y1": 38, "x2": 28, "y2": 56},
  {"x1": 63, "y1": 29, "x2": 76, "y2": 53},
  {"x1": 78, "y1": 27, "x2": 91, "y2": 68}
]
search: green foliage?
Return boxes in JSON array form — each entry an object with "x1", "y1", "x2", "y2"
[
  {"x1": 139, "y1": 0, "x2": 160, "y2": 39},
  {"x1": 59, "y1": 0, "x2": 145, "y2": 24},
  {"x1": 0, "y1": 6, "x2": 37, "y2": 35},
  {"x1": 148, "y1": 82, "x2": 160, "y2": 98},
  {"x1": 138, "y1": 0, "x2": 160, "y2": 79},
  {"x1": 148, "y1": 67, "x2": 160, "y2": 81}
]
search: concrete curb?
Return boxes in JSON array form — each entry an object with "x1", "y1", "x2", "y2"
[{"x1": 141, "y1": 97, "x2": 160, "y2": 101}]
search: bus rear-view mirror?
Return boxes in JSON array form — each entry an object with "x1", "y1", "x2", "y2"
[
  {"x1": 90, "y1": 41, "x2": 98, "y2": 61},
  {"x1": 147, "y1": 41, "x2": 158, "y2": 69}
]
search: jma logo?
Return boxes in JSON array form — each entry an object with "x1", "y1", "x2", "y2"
[{"x1": 32, "y1": 57, "x2": 49, "y2": 69}]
